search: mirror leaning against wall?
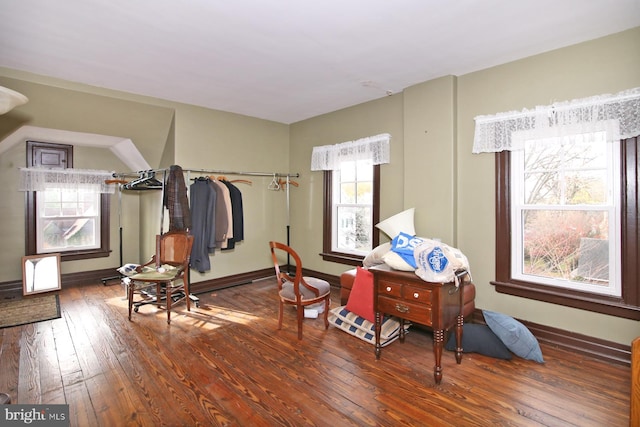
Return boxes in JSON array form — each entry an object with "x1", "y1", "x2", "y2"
[{"x1": 22, "y1": 253, "x2": 62, "y2": 296}]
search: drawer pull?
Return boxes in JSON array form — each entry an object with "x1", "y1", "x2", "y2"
[
  {"x1": 386, "y1": 286, "x2": 392, "y2": 292},
  {"x1": 413, "y1": 292, "x2": 419, "y2": 299},
  {"x1": 395, "y1": 303, "x2": 410, "y2": 313}
]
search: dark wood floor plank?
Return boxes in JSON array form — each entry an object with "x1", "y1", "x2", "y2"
[
  {"x1": 101, "y1": 291, "x2": 244, "y2": 426},
  {"x1": 63, "y1": 381, "x2": 99, "y2": 427},
  {"x1": 0, "y1": 327, "x2": 21, "y2": 400},
  {"x1": 67, "y1": 288, "x2": 205, "y2": 426},
  {"x1": 0, "y1": 279, "x2": 631, "y2": 426},
  {"x1": 17, "y1": 323, "x2": 42, "y2": 403},
  {"x1": 34, "y1": 321, "x2": 66, "y2": 405}
]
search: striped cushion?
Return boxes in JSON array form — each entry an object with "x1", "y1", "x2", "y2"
[{"x1": 328, "y1": 306, "x2": 409, "y2": 347}]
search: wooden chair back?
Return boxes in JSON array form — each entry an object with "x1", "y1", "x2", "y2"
[
  {"x1": 269, "y1": 241, "x2": 321, "y2": 301},
  {"x1": 156, "y1": 230, "x2": 194, "y2": 270},
  {"x1": 269, "y1": 241, "x2": 330, "y2": 340}
]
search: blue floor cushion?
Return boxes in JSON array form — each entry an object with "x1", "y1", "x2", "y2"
[
  {"x1": 483, "y1": 310, "x2": 544, "y2": 363},
  {"x1": 445, "y1": 323, "x2": 512, "y2": 359}
]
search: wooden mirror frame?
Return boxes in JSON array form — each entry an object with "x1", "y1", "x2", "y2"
[{"x1": 22, "y1": 253, "x2": 62, "y2": 296}]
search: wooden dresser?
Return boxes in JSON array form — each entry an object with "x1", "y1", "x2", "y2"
[{"x1": 371, "y1": 264, "x2": 466, "y2": 384}]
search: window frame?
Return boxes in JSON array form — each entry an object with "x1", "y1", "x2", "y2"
[
  {"x1": 35, "y1": 188, "x2": 103, "y2": 254},
  {"x1": 492, "y1": 136, "x2": 639, "y2": 320},
  {"x1": 321, "y1": 164, "x2": 380, "y2": 266},
  {"x1": 26, "y1": 141, "x2": 111, "y2": 261},
  {"x1": 509, "y1": 132, "x2": 621, "y2": 296}
]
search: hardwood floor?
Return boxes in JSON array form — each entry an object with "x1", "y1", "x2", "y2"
[{"x1": 0, "y1": 278, "x2": 631, "y2": 426}]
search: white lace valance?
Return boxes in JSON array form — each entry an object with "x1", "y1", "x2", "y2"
[
  {"x1": 473, "y1": 87, "x2": 640, "y2": 154},
  {"x1": 19, "y1": 168, "x2": 116, "y2": 194},
  {"x1": 311, "y1": 133, "x2": 391, "y2": 171}
]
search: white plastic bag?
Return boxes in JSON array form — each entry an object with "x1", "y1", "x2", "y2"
[{"x1": 414, "y1": 239, "x2": 470, "y2": 284}]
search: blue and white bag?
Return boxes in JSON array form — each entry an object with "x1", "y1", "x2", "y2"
[{"x1": 414, "y1": 239, "x2": 470, "y2": 284}]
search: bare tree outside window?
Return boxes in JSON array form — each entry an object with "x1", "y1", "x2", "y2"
[{"x1": 512, "y1": 132, "x2": 619, "y2": 295}]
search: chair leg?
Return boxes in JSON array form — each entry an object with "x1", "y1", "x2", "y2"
[
  {"x1": 296, "y1": 305, "x2": 304, "y2": 340},
  {"x1": 323, "y1": 296, "x2": 330, "y2": 330},
  {"x1": 166, "y1": 285, "x2": 172, "y2": 324},
  {"x1": 278, "y1": 300, "x2": 284, "y2": 330},
  {"x1": 184, "y1": 281, "x2": 191, "y2": 313},
  {"x1": 127, "y1": 283, "x2": 134, "y2": 321}
]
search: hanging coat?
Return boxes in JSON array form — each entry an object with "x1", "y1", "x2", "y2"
[
  {"x1": 210, "y1": 180, "x2": 232, "y2": 249},
  {"x1": 164, "y1": 165, "x2": 192, "y2": 231},
  {"x1": 221, "y1": 180, "x2": 244, "y2": 250},
  {"x1": 189, "y1": 179, "x2": 216, "y2": 273}
]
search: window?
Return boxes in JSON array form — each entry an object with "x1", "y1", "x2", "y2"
[
  {"x1": 36, "y1": 187, "x2": 101, "y2": 253},
  {"x1": 332, "y1": 159, "x2": 374, "y2": 255},
  {"x1": 510, "y1": 130, "x2": 620, "y2": 296},
  {"x1": 473, "y1": 88, "x2": 640, "y2": 320},
  {"x1": 322, "y1": 163, "x2": 380, "y2": 265},
  {"x1": 312, "y1": 133, "x2": 390, "y2": 265},
  {"x1": 26, "y1": 141, "x2": 111, "y2": 261},
  {"x1": 493, "y1": 135, "x2": 639, "y2": 320}
]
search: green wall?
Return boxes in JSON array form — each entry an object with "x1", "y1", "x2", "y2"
[
  {"x1": 289, "y1": 27, "x2": 640, "y2": 346},
  {"x1": 456, "y1": 28, "x2": 640, "y2": 345},
  {"x1": 1, "y1": 27, "x2": 638, "y2": 345},
  {"x1": 0, "y1": 70, "x2": 290, "y2": 283}
]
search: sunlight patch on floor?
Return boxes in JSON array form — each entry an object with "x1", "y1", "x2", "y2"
[
  {"x1": 186, "y1": 304, "x2": 260, "y2": 325},
  {"x1": 105, "y1": 296, "x2": 261, "y2": 330}
]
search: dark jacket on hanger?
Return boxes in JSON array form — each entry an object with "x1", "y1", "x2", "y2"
[
  {"x1": 221, "y1": 180, "x2": 244, "y2": 250},
  {"x1": 164, "y1": 165, "x2": 192, "y2": 231},
  {"x1": 189, "y1": 179, "x2": 216, "y2": 273}
]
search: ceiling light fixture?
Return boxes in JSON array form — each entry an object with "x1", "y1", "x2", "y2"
[{"x1": 0, "y1": 86, "x2": 29, "y2": 115}]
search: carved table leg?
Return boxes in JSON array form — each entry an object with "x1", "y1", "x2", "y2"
[
  {"x1": 433, "y1": 329, "x2": 444, "y2": 384},
  {"x1": 455, "y1": 313, "x2": 464, "y2": 364},
  {"x1": 375, "y1": 311, "x2": 382, "y2": 360}
]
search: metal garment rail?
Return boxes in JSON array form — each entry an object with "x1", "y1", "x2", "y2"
[
  {"x1": 112, "y1": 167, "x2": 299, "y2": 179},
  {"x1": 112, "y1": 166, "x2": 299, "y2": 266}
]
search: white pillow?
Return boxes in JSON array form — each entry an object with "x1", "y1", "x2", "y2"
[
  {"x1": 375, "y1": 208, "x2": 416, "y2": 239},
  {"x1": 117, "y1": 263, "x2": 140, "y2": 277},
  {"x1": 382, "y1": 251, "x2": 415, "y2": 271},
  {"x1": 363, "y1": 242, "x2": 391, "y2": 268}
]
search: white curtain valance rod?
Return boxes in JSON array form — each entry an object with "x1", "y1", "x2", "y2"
[
  {"x1": 475, "y1": 89, "x2": 640, "y2": 124},
  {"x1": 18, "y1": 167, "x2": 116, "y2": 193},
  {"x1": 473, "y1": 87, "x2": 640, "y2": 153},
  {"x1": 310, "y1": 132, "x2": 391, "y2": 171}
]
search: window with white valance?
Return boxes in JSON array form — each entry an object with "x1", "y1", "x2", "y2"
[
  {"x1": 310, "y1": 133, "x2": 391, "y2": 171},
  {"x1": 20, "y1": 141, "x2": 115, "y2": 260},
  {"x1": 313, "y1": 133, "x2": 390, "y2": 263},
  {"x1": 478, "y1": 88, "x2": 640, "y2": 319}
]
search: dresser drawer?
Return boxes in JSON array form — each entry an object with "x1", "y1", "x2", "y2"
[
  {"x1": 402, "y1": 284, "x2": 432, "y2": 305},
  {"x1": 378, "y1": 280, "x2": 402, "y2": 298},
  {"x1": 378, "y1": 296, "x2": 432, "y2": 325}
]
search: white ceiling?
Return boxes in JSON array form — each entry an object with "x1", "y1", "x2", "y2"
[{"x1": 1, "y1": 0, "x2": 639, "y2": 124}]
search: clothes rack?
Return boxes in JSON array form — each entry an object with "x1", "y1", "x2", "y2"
[
  {"x1": 113, "y1": 168, "x2": 299, "y2": 180},
  {"x1": 111, "y1": 166, "x2": 299, "y2": 268}
]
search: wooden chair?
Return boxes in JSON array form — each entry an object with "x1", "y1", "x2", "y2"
[
  {"x1": 269, "y1": 241, "x2": 331, "y2": 340},
  {"x1": 127, "y1": 230, "x2": 194, "y2": 324}
]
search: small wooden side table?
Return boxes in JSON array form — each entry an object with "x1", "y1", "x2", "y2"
[{"x1": 371, "y1": 264, "x2": 466, "y2": 384}]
